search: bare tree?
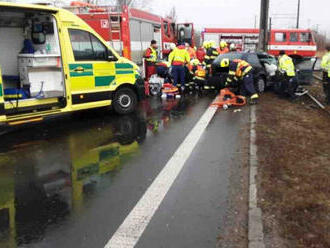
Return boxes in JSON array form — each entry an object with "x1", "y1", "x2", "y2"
[
  {"x1": 312, "y1": 29, "x2": 327, "y2": 50},
  {"x1": 166, "y1": 6, "x2": 177, "y2": 22}
]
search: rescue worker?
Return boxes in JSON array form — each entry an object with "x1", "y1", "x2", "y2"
[
  {"x1": 220, "y1": 58, "x2": 259, "y2": 104},
  {"x1": 217, "y1": 40, "x2": 229, "y2": 54},
  {"x1": 277, "y1": 50, "x2": 298, "y2": 99},
  {"x1": 189, "y1": 59, "x2": 207, "y2": 91},
  {"x1": 321, "y1": 45, "x2": 330, "y2": 104},
  {"x1": 204, "y1": 41, "x2": 219, "y2": 74},
  {"x1": 144, "y1": 40, "x2": 158, "y2": 80},
  {"x1": 196, "y1": 46, "x2": 206, "y2": 63},
  {"x1": 169, "y1": 43, "x2": 191, "y2": 91},
  {"x1": 185, "y1": 42, "x2": 196, "y2": 59}
]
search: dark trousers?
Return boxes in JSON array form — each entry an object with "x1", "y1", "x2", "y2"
[
  {"x1": 241, "y1": 72, "x2": 256, "y2": 96},
  {"x1": 323, "y1": 72, "x2": 330, "y2": 104},
  {"x1": 275, "y1": 75, "x2": 298, "y2": 98},
  {"x1": 172, "y1": 65, "x2": 185, "y2": 86}
]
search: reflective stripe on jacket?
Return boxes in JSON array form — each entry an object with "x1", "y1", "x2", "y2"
[
  {"x1": 227, "y1": 59, "x2": 252, "y2": 82},
  {"x1": 204, "y1": 47, "x2": 219, "y2": 67},
  {"x1": 321, "y1": 52, "x2": 330, "y2": 77},
  {"x1": 144, "y1": 47, "x2": 157, "y2": 63},
  {"x1": 169, "y1": 46, "x2": 191, "y2": 66},
  {"x1": 279, "y1": 55, "x2": 296, "y2": 77}
]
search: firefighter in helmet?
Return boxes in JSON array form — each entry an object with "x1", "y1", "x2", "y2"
[
  {"x1": 220, "y1": 58, "x2": 259, "y2": 104},
  {"x1": 204, "y1": 41, "x2": 219, "y2": 74},
  {"x1": 217, "y1": 40, "x2": 229, "y2": 54}
]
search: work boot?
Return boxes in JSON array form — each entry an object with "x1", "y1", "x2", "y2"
[
  {"x1": 249, "y1": 93, "x2": 259, "y2": 105},
  {"x1": 181, "y1": 86, "x2": 185, "y2": 93}
]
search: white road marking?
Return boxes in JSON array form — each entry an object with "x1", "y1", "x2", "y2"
[{"x1": 105, "y1": 100, "x2": 218, "y2": 248}]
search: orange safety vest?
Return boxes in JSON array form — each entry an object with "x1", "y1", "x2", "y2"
[
  {"x1": 229, "y1": 59, "x2": 252, "y2": 78},
  {"x1": 217, "y1": 47, "x2": 229, "y2": 54}
]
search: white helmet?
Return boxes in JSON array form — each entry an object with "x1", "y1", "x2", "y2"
[
  {"x1": 229, "y1": 43, "x2": 236, "y2": 51},
  {"x1": 170, "y1": 43, "x2": 176, "y2": 50}
]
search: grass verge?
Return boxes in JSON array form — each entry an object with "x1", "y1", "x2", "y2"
[{"x1": 255, "y1": 82, "x2": 330, "y2": 247}]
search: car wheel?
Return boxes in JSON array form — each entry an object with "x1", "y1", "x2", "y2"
[
  {"x1": 255, "y1": 77, "x2": 266, "y2": 93},
  {"x1": 113, "y1": 88, "x2": 138, "y2": 115}
]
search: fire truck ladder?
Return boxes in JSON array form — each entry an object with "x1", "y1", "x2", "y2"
[{"x1": 109, "y1": 13, "x2": 123, "y2": 55}]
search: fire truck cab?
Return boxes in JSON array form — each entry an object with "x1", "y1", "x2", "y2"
[
  {"x1": 202, "y1": 28, "x2": 316, "y2": 59},
  {"x1": 268, "y1": 29, "x2": 316, "y2": 58},
  {"x1": 67, "y1": 3, "x2": 194, "y2": 65}
]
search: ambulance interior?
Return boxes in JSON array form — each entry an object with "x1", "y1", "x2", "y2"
[{"x1": 0, "y1": 10, "x2": 65, "y2": 105}]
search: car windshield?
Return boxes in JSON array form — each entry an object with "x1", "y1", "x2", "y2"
[{"x1": 257, "y1": 53, "x2": 277, "y2": 66}]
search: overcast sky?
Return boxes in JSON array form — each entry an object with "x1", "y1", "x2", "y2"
[{"x1": 151, "y1": 0, "x2": 329, "y2": 36}]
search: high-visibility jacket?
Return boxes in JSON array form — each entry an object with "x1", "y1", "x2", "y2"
[
  {"x1": 217, "y1": 47, "x2": 229, "y2": 55},
  {"x1": 204, "y1": 47, "x2": 219, "y2": 68},
  {"x1": 321, "y1": 52, "x2": 330, "y2": 77},
  {"x1": 169, "y1": 46, "x2": 190, "y2": 66},
  {"x1": 227, "y1": 59, "x2": 252, "y2": 83},
  {"x1": 279, "y1": 54, "x2": 296, "y2": 77},
  {"x1": 144, "y1": 47, "x2": 157, "y2": 63}
]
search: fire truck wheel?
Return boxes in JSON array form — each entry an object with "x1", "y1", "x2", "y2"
[
  {"x1": 113, "y1": 88, "x2": 138, "y2": 115},
  {"x1": 255, "y1": 77, "x2": 266, "y2": 93}
]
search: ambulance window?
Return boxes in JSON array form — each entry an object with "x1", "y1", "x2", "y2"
[
  {"x1": 69, "y1": 29, "x2": 107, "y2": 61},
  {"x1": 275, "y1": 32, "x2": 286, "y2": 42},
  {"x1": 90, "y1": 35, "x2": 108, "y2": 60},
  {"x1": 69, "y1": 29, "x2": 94, "y2": 61},
  {"x1": 290, "y1": 32, "x2": 299, "y2": 42}
]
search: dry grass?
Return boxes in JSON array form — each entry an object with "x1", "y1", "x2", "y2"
[{"x1": 256, "y1": 85, "x2": 330, "y2": 248}]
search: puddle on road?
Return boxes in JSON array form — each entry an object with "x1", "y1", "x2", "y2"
[{"x1": 0, "y1": 95, "x2": 204, "y2": 247}]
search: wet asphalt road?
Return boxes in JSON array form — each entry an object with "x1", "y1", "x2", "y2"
[{"x1": 0, "y1": 94, "x2": 250, "y2": 248}]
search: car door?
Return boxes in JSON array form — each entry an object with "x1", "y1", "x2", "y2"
[
  {"x1": 68, "y1": 29, "x2": 116, "y2": 106},
  {"x1": 294, "y1": 57, "x2": 316, "y2": 85}
]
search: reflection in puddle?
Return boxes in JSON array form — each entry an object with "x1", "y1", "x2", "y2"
[{"x1": 0, "y1": 95, "x2": 203, "y2": 247}]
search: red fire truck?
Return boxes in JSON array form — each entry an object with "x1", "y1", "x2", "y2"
[
  {"x1": 66, "y1": 2, "x2": 194, "y2": 65},
  {"x1": 202, "y1": 28, "x2": 316, "y2": 58}
]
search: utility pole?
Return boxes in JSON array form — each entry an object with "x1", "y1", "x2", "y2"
[
  {"x1": 296, "y1": 0, "x2": 301, "y2": 28},
  {"x1": 258, "y1": 0, "x2": 270, "y2": 51}
]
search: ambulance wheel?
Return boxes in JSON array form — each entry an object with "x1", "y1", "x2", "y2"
[{"x1": 113, "y1": 88, "x2": 138, "y2": 115}]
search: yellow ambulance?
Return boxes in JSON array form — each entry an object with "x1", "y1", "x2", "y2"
[{"x1": 0, "y1": 2, "x2": 145, "y2": 127}]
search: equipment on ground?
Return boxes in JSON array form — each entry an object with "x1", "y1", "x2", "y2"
[
  {"x1": 162, "y1": 83, "x2": 179, "y2": 98},
  {"x1": 211, "y1": 88, "x2": 246, "y2": 109}
]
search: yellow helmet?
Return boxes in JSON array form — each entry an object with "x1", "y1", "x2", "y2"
[
  {"x1": 220, "y1": 58, "x2": 230, "y2": 68},
  {"x1": 220, "y1": 40, "x2": 227, "y2": 49},
  {"x1": 190, "y1": 59, "x2": 200, "y2": 66},
  {"x1": 203, "y1": 41, "x2": 209, "y2": 48},
  {"x1": 210, "y1": 41, "x2": 216, "y2": 48}
]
